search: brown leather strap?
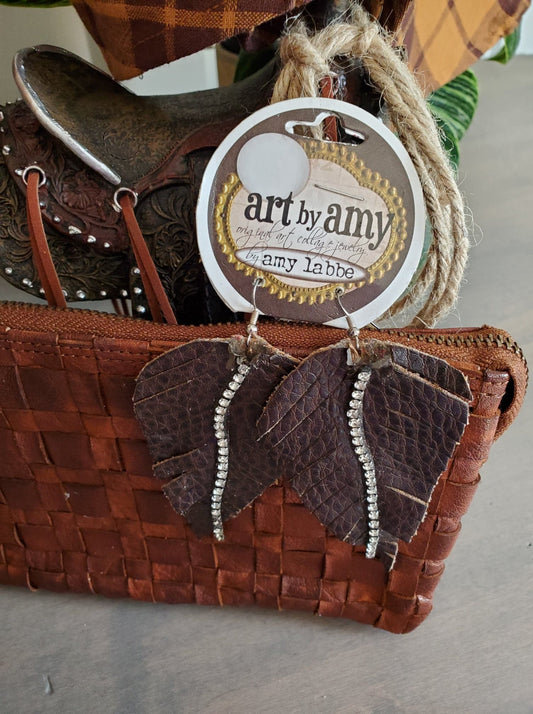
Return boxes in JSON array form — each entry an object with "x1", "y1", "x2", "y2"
[
  {"x1": 111, "y1": 297, "x2": 131, "y2": 316},
  {"x1": 319, "y1": 76, "x2": 338, "y2": 142},
  {"x1": 119, "y1": 193, "x2": 177, "y2": 325},
  {"x1": 26, "y1": 170, "x2": 68, "y2": 309}
]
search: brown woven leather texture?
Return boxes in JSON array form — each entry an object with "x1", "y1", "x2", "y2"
[{"x1": 0, "y1": 308, "x2": 519, "y2": 633}]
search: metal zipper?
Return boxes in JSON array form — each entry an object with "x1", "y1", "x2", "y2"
[
  {"x1": 0, "y1": 301, "x2": 526, "y2": 371},
  {"x1": 375, "y1": 328, "x2": 526, "y2": 362}
]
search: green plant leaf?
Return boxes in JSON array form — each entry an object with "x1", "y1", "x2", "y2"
[
  {"x1": 490, "y1": 25, "x2": 521, "y2": 64},
  {"x1": 428, "y1": 68, "x2": 479, "y2": 169},
  {"x1": 233, "y1": 45, "x2": 276, "y2": 83}
]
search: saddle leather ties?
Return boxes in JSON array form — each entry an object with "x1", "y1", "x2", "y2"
[
  {"x1": 118, "y1": 192, "x2": 177, "y2": 325},
  {"x1": 25, "y1": 168, "x2": 68, "y2": 309},
  {"x1": 25, "y1": 166, "x2": 176, "y2": 323}
]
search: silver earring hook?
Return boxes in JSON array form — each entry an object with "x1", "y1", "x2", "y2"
[
  {"x1": 335, "y1": 287, "x2": 360, "y2": 350},
  {"x1": 246, "y1": 277, "x2": 265, "y2": 350}
]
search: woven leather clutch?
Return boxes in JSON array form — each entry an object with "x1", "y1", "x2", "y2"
[{"x1": 0, "y1": 302, "x2": 526, "y2": 633}]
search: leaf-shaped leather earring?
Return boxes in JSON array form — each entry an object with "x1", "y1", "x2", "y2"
[
  {"x1": 133, "y1": 279, "x2": 297, "y2": 539},
  {"x1": 257, "y1": 293, "x2": 471, "y2": 570}
]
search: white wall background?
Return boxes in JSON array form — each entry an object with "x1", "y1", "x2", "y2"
[{"x1": 0, "y1": 5, "x2": 99, "y2": 100}]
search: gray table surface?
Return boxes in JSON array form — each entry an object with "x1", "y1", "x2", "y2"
[{"x1": 1, "y1": 58, "x2": 532, "y2": 714}]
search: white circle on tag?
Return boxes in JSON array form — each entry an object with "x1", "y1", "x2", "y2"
[
  {"x1": 236, "y1": 133, "x2": 310, "y2": 197},
  {"x1": 197, "y1": 98, "x2": 426, "y2": 328}
]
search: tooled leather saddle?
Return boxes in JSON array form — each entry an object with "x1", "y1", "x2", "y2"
[
  {"x1": 0, "y1": 46, "x2": 284, "y2": 322},
  {"x1": 0, "y1": 42, "x2": 387, "y2": 322}
]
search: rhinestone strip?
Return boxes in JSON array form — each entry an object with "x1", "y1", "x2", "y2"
[
  {"x1": 347, "y1": 366, "x2": 380, "y2": 558},
  {"x1": 211, "y1": 359, "x2": 251, "y2": 540}
]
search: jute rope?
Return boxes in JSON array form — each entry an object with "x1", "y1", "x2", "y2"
[{"x1": 271, "y1": 3, "x2": 469, "y2": 327}]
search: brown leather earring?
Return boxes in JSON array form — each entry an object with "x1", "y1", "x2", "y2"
[
  {"x1": 256, "y1": 325, "x2": 472, "y2": 570},
  {"x1": 134, "y1": 281, "x2": 471, "y2": 569},
  {"x1": 133, "y1": 279, "x2": 297, "y2": 540}
]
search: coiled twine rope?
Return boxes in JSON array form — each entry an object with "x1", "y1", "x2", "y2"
[{"x1": 271, "y1": 3, "x2": 469, "y2": 327}]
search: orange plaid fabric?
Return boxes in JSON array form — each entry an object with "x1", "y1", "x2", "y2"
[
  {"x1": 72, "y1": 0, "x2": 530, "y2": 85},
  {"x1": 72, "y1": 0, "x2": 311, "y2": 79},
  {"x1": 402, "y1": 0, "x2": 530, "y2": 92}
]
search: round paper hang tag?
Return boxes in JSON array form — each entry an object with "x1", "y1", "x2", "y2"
[{"x1": 196, "y1": 98, "x2": 426, "y2": 328}]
